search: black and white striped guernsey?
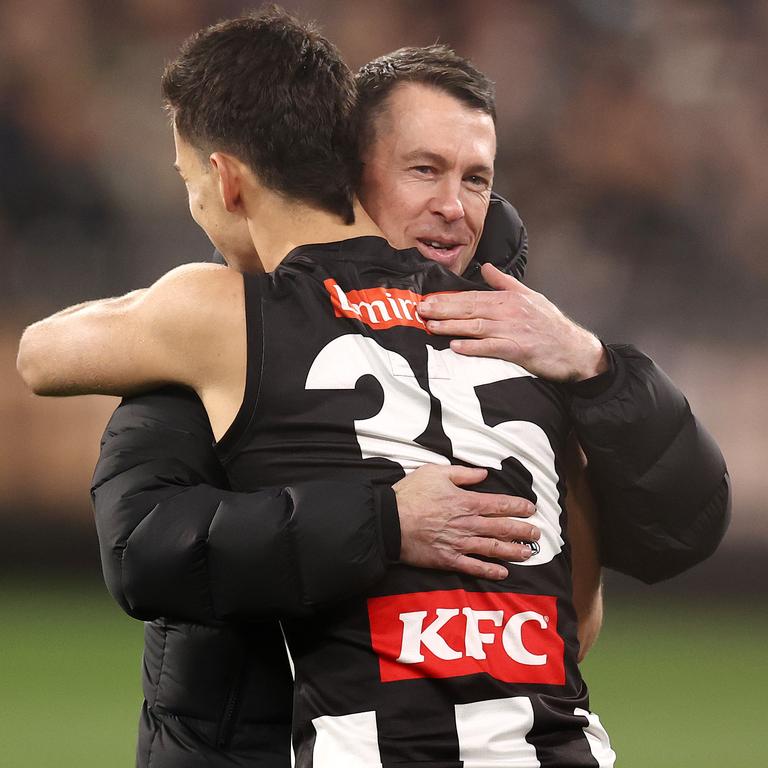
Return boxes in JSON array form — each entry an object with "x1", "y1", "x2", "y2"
[{"x1": 215, "y1": 235, "x2": 615, "y2": 768}]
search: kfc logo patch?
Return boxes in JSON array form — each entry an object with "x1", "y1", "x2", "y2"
[
  {"x1": 367, "y1": 590, "x2": 564, "y2": 684},
  {"x1": 324, "y1": 279, "x2": 455, "y2": 331}
]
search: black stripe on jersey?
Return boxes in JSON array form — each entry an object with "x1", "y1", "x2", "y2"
[{"x1": 528, "y1": 687, "x2": 600, "y2": 767}]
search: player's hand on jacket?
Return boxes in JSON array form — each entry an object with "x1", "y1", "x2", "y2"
[
  {"x1": 418, "y1": 263, "x2": 608, "y2": 383},
  {"x1": 393, "y1": 464, "x2": 539, "y2": 581}
]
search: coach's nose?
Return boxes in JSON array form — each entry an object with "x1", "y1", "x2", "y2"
[{"x1": 429, "y1": 178, "x2": 464, "y2": 222}]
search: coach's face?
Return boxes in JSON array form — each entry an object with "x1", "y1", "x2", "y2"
[
  {"x1": 173, "y1": 123, "x2": 258, "y2": 271},
  {"x1": 359, "y1": 82, "x2": 496, "y2": 275}
]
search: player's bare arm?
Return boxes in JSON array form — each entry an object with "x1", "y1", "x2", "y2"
[{"x1": 17, "y1": 263, "x2": 246, "y2": 439}]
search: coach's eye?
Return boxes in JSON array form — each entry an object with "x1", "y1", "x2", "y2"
[
  {"x1": 412, "y1": 165, "x2": 435, "y2": 176},
  {"x1": 465, "y1": 175, "x2": 490, "y2": 191}
]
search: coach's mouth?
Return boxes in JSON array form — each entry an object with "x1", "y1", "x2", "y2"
[{"x1": 415, "y1": 238, "x2": 467, "y2": 271}]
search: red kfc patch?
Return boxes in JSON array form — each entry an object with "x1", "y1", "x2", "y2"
[{"x1": 367, "y1": 590, "x2": 564, "y2": 684}]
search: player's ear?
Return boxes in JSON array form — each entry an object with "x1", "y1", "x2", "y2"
[{"x1": 209, "y1": 152, "x2": 243, "y2": 214}]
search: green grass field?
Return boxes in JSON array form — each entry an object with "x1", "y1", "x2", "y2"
[{"x1": 0, "y1": 579, "x2": 763, "y2": 767}]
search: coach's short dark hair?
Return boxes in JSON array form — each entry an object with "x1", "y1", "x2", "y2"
[
  {"x1": 354, "y1": 44, "x2": 496, "y2": 159},
  {"x1": 161, "y1": 6, "x2": 356, "y2": 222}
]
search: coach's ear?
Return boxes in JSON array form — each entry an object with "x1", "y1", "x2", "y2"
[{"x1": 209, "y1": 151, "x2": 245, "y2": 215}]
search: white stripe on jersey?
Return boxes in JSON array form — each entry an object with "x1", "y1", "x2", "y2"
[
  {"x1": 279, "y1": 623, "x2": 297, "y2": 768},
  {"x1": 575, "y1": 707, "x2": 616, "y2": 767},
  {"x1": 311, "y1": 711, "x2": 381, "y2": 767},
  {"x1": 455, "y1": 696, "x2": 540, "y2": 767}
]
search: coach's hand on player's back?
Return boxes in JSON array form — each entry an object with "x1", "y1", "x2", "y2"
[
  {"x1": 393, "y1": 465, "x2": 539, "y2": 580},
  {"x1": 418, "y1": 263, "x2": 609, "y2": 383}
]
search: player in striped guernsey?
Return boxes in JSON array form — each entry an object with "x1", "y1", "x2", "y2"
[
  {"x1": 18, "y1": 9, "x2": 614, "y2": 766},
  {"x1": 216, "y1": 239, "x2": 614, "y2": 766}
]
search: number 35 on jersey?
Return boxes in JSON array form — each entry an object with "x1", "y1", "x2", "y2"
[{"x1": 305, "y1": 333, "x2": 565, "y2": 565}]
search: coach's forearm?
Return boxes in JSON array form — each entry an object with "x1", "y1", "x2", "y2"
[
  {"x1": 93, "y1": 388, "x2": 396, "y2": 622},
  {"x1": 571, "y1": 344, "x2": 730, "y2": 582}
]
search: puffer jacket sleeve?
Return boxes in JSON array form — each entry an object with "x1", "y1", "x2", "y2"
[
  {"x1": 570, "y1": 344, "x2": 731, "y2": 584},
  {"x1": 91, "y1": 387, "x2": 399, "y2": 622}
]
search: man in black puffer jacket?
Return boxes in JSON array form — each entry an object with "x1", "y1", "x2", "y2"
[{"x1": 89, "y1": 193, "x2": 728, "y2": 768}]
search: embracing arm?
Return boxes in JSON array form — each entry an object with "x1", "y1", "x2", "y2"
[
  {"x1": 92, "y1": 387, "x2": 398, "y2": 621},
  {"x1": 569, "y1": 344, "x2": 730, "y2": 583},
  {"x1": 93, "y1": 388, "x2": 539, "y2": 623},
  {"x1": 16, "y1": 263, "x2": 241, "y2": 401},
  {"x1": 419, "y1": 265, "x2": 730, "y2": 583}
]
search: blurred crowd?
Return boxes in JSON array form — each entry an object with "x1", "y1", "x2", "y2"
[{"x1": 1, "y1": 0, "x2": 765, "y2": 548}]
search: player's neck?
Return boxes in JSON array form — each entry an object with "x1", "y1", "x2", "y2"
[{"x1": 249, "y1": 197, "x2": 383, "y2": 272}]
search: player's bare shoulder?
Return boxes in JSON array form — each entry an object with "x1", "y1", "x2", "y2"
[
  {"x1": 140, "y1": 263, "x2": 244, "y2": 349},
  {"x1": 149, "y1": 262, "x2": 242, "y2": 321},
  {"x1": 150, "y1": 263, "x2": 251, "y2": 441},
  {"x1": 144, "y1": 262, "x2": 247, "y2": 381}
]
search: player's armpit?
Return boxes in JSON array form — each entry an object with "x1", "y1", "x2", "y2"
[
  {"x1": 565, "y1": 434, "x2": 604, "y2": 662},
  {"x1": 16, "y1": 263, "x2": 243, "y2": 400}
]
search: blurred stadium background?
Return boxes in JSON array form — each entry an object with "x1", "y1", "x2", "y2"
[{"x1": 1, "y1": 0, "x2": 765, "y2": 765}]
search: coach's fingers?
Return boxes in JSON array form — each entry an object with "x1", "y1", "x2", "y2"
[
  {"x1": 426, "y1": 317, "x2": 512, "y2": 338},
  {"x1": 450, "y1": 554, "x2": 509, "y2": 581},
  {"x1": 480, "y1": 262, "x2": 531, "y2": 293},
  {"x1": 459, "y1": 491, "x2": 536, "y2": 518},
  {"x1": 418, "y1": 294, "x2": 478, "y2": 320},
  {"x1": 445, "y1": 465, "x2": 489, "y2": 486},
  {"x1": 460, "y1": 536, "x2": 536, "y2": 563},
  {"x1": 469, "y1": 515, "x2": 540, "y2": 543},
  {"x1": 418, "y1": 292, "x2": 507, "y2": 320}
]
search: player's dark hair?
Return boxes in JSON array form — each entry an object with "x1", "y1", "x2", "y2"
[
  {"x1": 161, "y1": 6, "x2": 356, "y2": 222},
  {"x1": 354, "y1": 44, "x2": 496, "y2": 162}
]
